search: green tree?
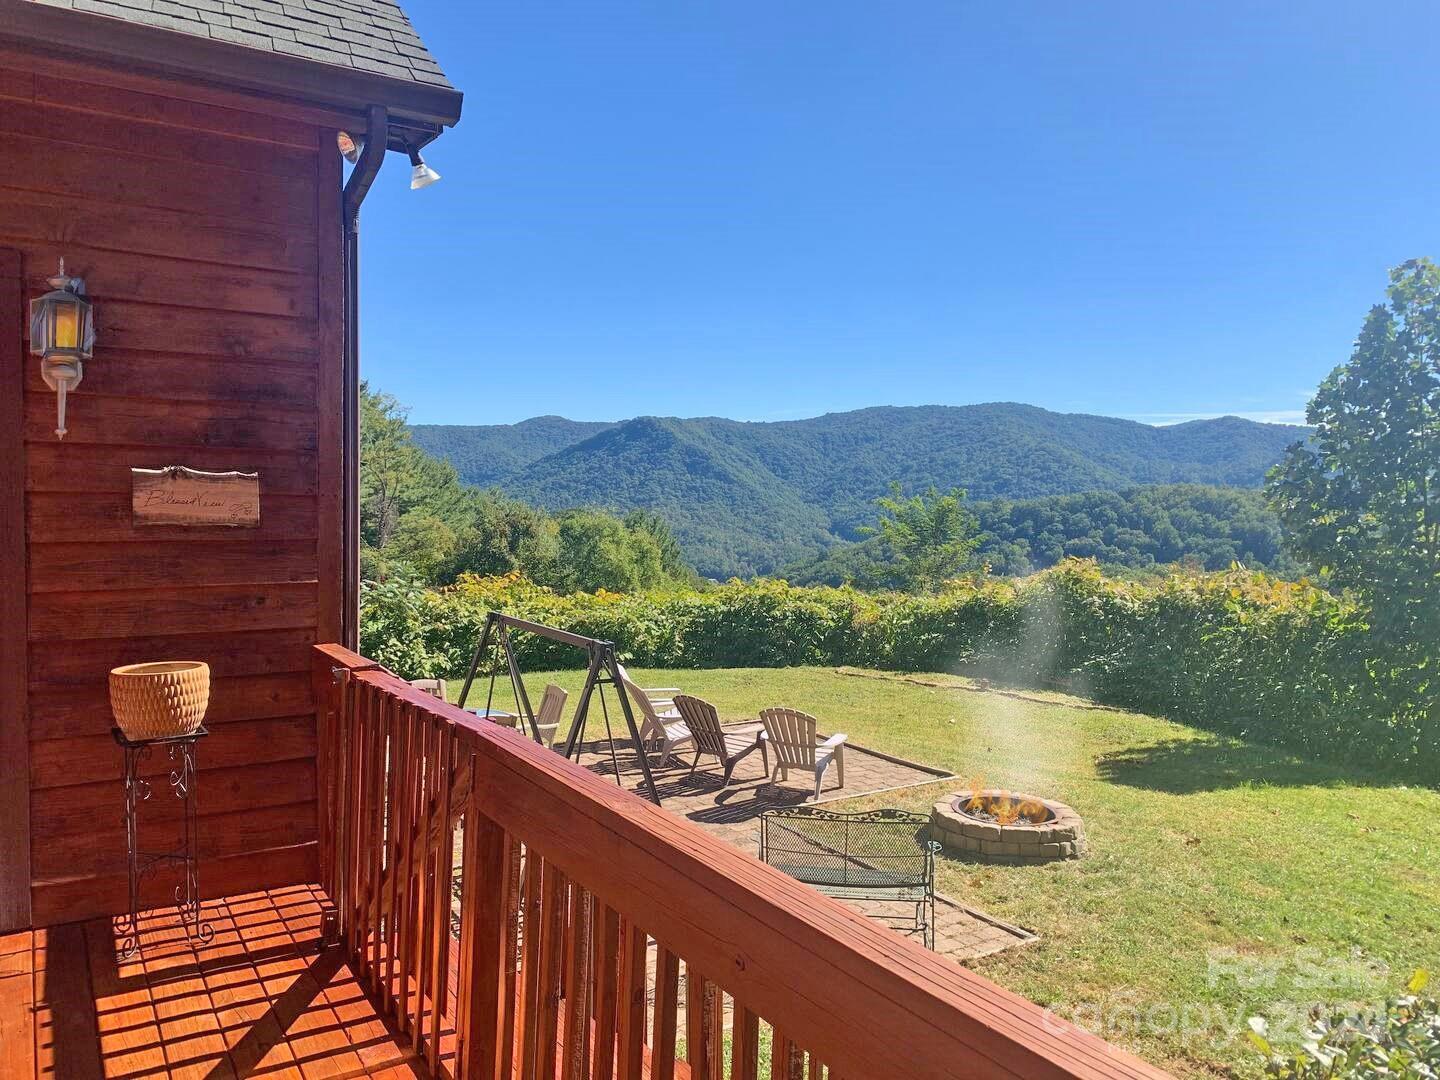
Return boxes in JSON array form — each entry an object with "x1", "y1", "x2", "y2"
[
  {"x1": 624, "y1": 509, "x2": 694, "y2": 583},
  {"x1": 1267, "y1": 259, "x2": 1440, "y2": 645},
  {"x1": 442, "y1": 493, "x2": 560, "y2": 582},
  {"x1": 861, "y1": 483, "x2": 981, "y2": 592},
  {"x1": 549, "y1": 509, "x2": 676, "y2": 594},
  {"x1": 385, "y1": 512, "x2": 459, "y2": 581},
  {"x1": 360, "y1": 384, "x2": 474, "y2": 552}
]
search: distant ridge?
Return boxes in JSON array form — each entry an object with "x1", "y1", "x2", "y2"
[
  {"x1": 410, "y1": 403, "x2": 1306, "y2": 578},
  {"x1": 409, "y1": 415, "x2": 616, "y2": 486}
]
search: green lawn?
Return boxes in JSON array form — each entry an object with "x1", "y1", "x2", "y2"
[{"x1": 447, "y1": 665, "x2": 1440, "y2": 1077}]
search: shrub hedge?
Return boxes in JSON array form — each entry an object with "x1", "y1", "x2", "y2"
[{"x1": 360, "y1": 561, "x2": 1434, "y2": 778}]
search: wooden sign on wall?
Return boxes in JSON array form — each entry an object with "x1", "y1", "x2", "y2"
[{"x1": 131, "y1": 466, "x2": 260, "y2": 527}]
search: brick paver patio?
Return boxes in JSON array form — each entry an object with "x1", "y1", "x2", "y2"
[{"x1": 572, "y1": 721, "x2": 1035, "y2": 963}]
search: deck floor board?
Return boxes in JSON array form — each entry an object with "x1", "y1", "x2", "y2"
[
  {"x1": 7, "y1": 885, "x2": 423, "y2": 1078},
  {"x1": 6, "y1": 883, "x2": 687, "y2": 1079},
  {"x1": 1, "y1": 930, "x2": 36, "y2": 1079}
]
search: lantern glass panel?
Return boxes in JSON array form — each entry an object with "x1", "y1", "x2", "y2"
[{"x1": 53, "y1": 300, "x2": 79, "y2": 350}]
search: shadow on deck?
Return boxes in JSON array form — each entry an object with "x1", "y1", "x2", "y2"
[{"x1": 4, "y1": 883, "x2": 426, "y2": 1079}]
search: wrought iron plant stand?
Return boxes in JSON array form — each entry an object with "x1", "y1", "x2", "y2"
[{"x1": 111, "y1": 726, "x2": 214, "y2": 958}]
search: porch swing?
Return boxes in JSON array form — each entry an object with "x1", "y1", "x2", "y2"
[{"x1": 455, "y1": 611, "x2": 662, "y2": 804}]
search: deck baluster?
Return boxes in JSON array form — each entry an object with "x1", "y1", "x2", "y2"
[{"x1": 457, "y1": 780, "x2": 509, "y2": 1080}]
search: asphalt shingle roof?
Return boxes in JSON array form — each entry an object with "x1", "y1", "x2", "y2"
[{"x1": 29, "y1": 0, "x2": 452, "y2": 89}]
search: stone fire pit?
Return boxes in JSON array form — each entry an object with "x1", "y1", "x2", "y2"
[{"x1": 930, "y1": 790, "x2": 1085, "y2": 864}]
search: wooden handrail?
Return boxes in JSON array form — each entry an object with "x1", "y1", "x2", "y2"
[{"x1": 314, "y1": 643, "x2": 1171, "y2": 1080}]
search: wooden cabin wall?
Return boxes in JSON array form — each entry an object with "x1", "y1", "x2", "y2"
[{"x1": 0, "y1": 48, "x2": 345, "y2": 928}]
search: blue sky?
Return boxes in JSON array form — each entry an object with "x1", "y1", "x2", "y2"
[{"x1": 356, "y1": 0, "x2": 1438, "y2": 427}]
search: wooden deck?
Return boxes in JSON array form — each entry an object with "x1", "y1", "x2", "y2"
[
  {"x1": 312, "y1": 644, "x2": 1172, "y2": 1080},
  {"x1": 0, "y1": 881, "x2": 713, "y2": 1080},
  {"x1": 0, "y1": 646, "x2": 1175, "y2": 1080},
  {"x1": 1, "y1": 884, "x2": 426, "y2": 1079}
]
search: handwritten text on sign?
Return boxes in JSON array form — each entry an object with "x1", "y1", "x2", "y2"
[{"x1": 131, "y1": 467, "x2": 260, "y2": 527}]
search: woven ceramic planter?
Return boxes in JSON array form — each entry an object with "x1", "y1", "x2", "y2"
[{"x1": 109, "y1": 661, "x2": 210, "y2": 741}]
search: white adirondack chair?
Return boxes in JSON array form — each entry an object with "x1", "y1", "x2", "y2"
[
  {"x1": 532, "y1": 683, "x2": 568, "y2": 748},
  {"x1": 618, "y1": 672, "x2": 692, "y2": 766},
  {"x1": 672, "y1": 694, "x2": 763, "y2": 788},
  {"x1": 615, "y1": 662, "x2": 681, "y2": 713},
  {"x1": 408, "y1": 678, "x2": 447, "y2": 699},
  {"x1": 758, "y1": 707, "x2": 847, "y2": 800}
]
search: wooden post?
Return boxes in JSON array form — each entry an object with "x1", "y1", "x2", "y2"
[
  {"x1": 535, "y1": 866, "x2": 566, "y2": 1080},
  {"x1": 427, "y1": 721, "x2": 455, "y2": 1073},
  {"x1": 731, "y1": 1008, "x2": 760, "y2": 1080},
  {"x1": 457, "y1": 780, "x2": 510, "y2": 1080},
  {"x1": 517, "y1": 854, "x2": 546, "y2": 1080},
  {"x1": 616, "y1": 918, "x2": 647, "y2": 1080},
  {"x1": 0, "y1": 248, "x2": 29, "y2": 933},
  {"x1": 592, "y1": 905, "x2": 621, "y2": 1080},
  {"x1": 652, "y1": 948, "x2": 680, "y2": 1080},
  {"x1": 561, "y1": 884, "x2": 593, "y2": 1080}
]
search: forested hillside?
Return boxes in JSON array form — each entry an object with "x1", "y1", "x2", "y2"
[
  {"x1": 409, "y1": 415, "x2": 614, "y2": 487},
  {"x1": 411, "y1": 404, "x2": 1305, "y2": 577},
  {"x1": 361, "y1": 387, "x2": 694, "y2": 593},
  {"x1": 783, "y1": 484, "x2": 1300, "y2": 583}
]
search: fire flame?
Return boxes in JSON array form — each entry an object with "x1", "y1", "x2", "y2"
[
  {"x1": 962, "y1": 777, "x2": 1049, "y2": 825},
  {"x1": 964, "y1": 776, "x2": 987, "y2": 813}
]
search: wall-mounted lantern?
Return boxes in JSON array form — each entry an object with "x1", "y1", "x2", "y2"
[{"x1": 29, "y1": 258, "x2": 94, "y2": 440}]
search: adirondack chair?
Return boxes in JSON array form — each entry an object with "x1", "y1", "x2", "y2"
[
  {"x1": 532, "y1": 682, "x2": 568, "y2": 748},
  {"x1": 672, "y1": 694, "x2": 764, "y2": 788},
  {"x1": 618, "y1": 672, "x2": 693, "y2": 766},
  {"x1": 758, "y1": 707, "x2": 848, "y2": 800},
  {"x1": 615, "y1": 662, "x2": 681, "y2": 713}
]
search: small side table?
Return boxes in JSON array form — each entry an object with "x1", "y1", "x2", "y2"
[{"x1": 111, "y1": 726, "x2": 215, "y2": 958}]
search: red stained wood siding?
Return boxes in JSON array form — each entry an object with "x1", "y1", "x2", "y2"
[{"x1": 0, "y1": 49, "x2": 348, "y2": 928}]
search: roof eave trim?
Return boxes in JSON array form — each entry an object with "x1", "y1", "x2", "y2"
[{"x1": 0, "y1": 0, "x2": 463, "y2": 129}]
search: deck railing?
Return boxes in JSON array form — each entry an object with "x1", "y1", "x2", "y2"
[{"x1": 314, "y1": 643, "x2": 1170, "y2": 1080}]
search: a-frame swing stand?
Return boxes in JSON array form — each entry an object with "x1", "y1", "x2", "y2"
[{"x1": 455, "y1": 612, "x2": 662, "y2": 805}]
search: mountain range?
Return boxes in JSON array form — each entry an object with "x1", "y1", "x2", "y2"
[{"x1": 409, "y1": 404, "x2": 1306, "y2": 579}]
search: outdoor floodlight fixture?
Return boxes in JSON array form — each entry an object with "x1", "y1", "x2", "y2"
[
  {"x1": 29, "y1": 258, "x2": 94, "y2": 440},
  {"x1": 407, "y1": 145, "x2": 441, "y2": 189},
  {"x1": 337, "y1": 130, "x2": 362, "y2": 164}
]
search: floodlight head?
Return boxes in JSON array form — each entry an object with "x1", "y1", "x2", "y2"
[{"x1": 407, "y1": 145, "x2": 441, "y2": 189}]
